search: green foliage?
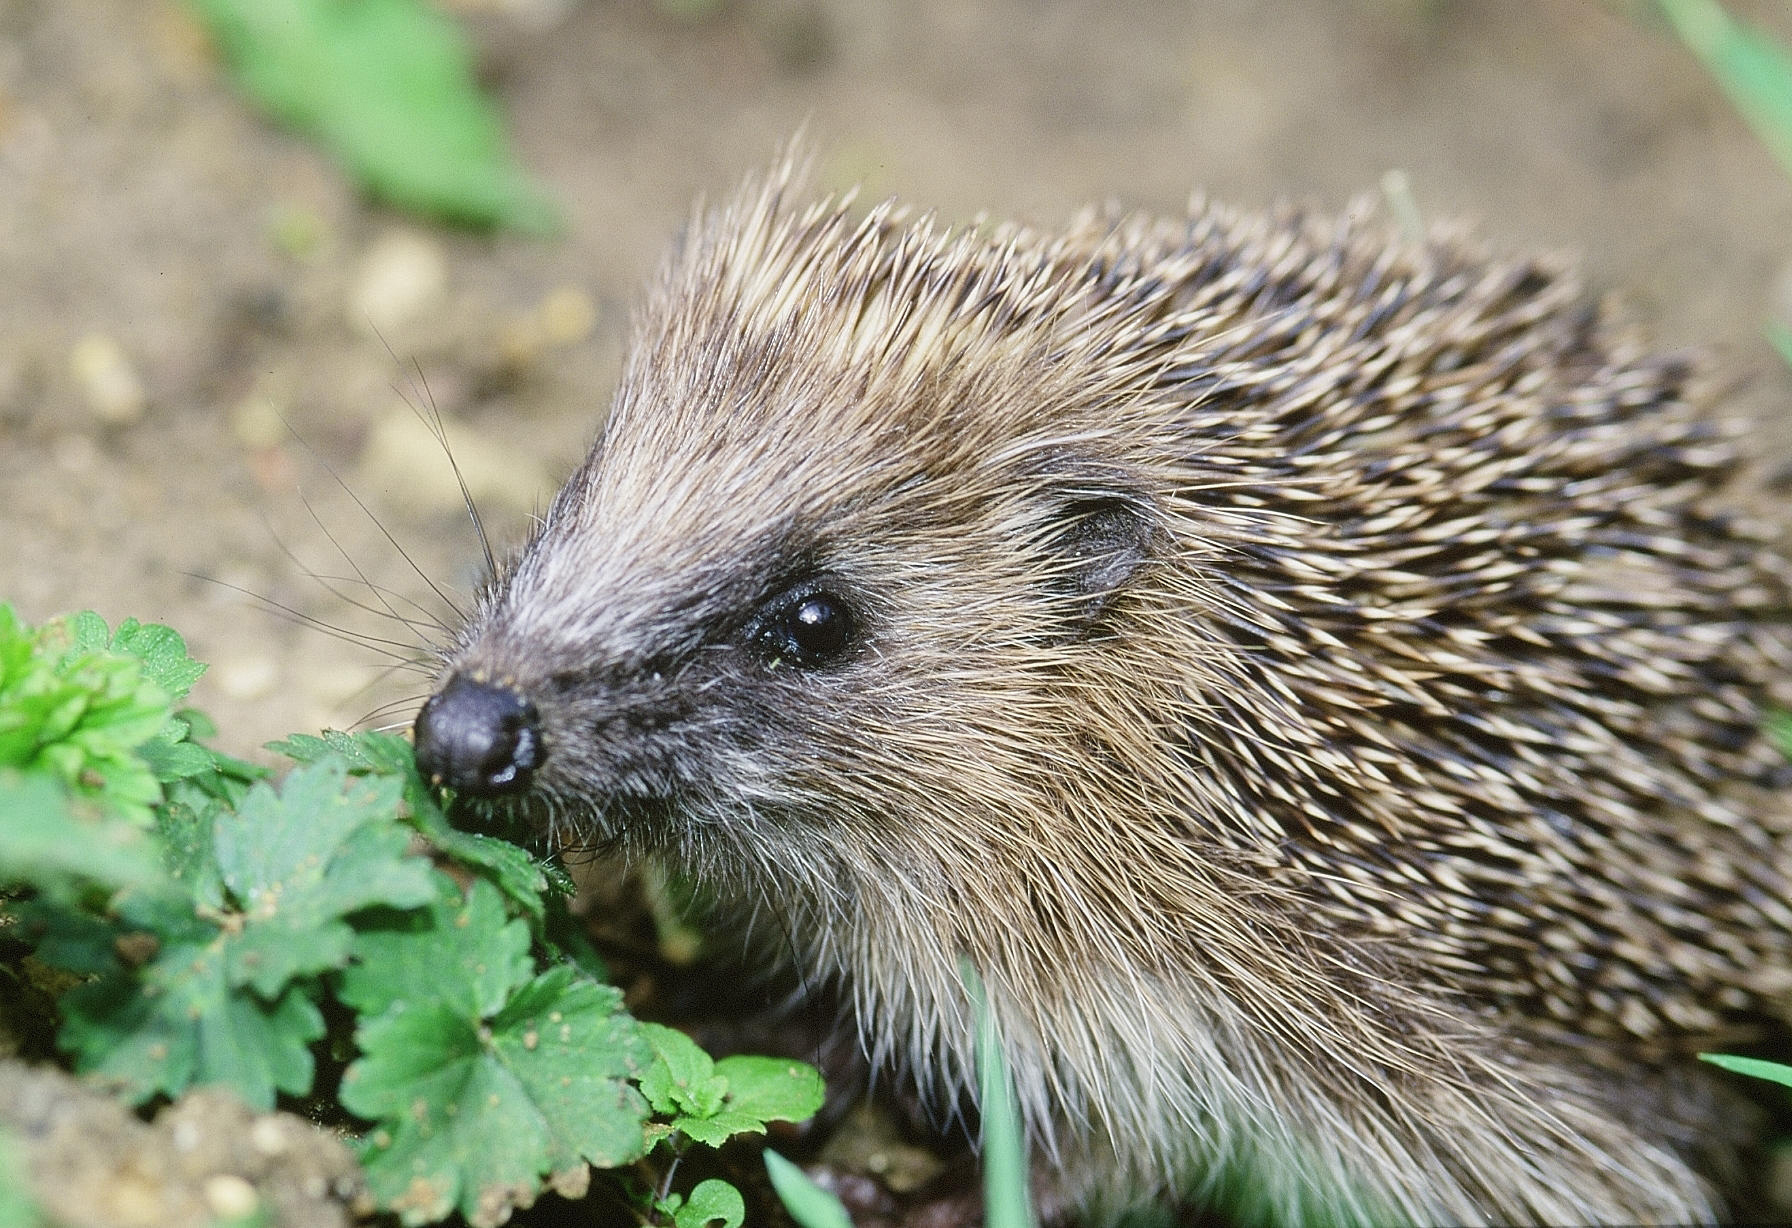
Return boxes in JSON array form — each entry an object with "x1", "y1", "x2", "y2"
[
  {"x1": 271, "y1": 729, "x2": 556, "y2": 929},
  {"x1": 662, "y1": 1177, "x2": 747, "y2": 1228},
  {"x1": 0, "y1": 772, "x2": 165, "y2": 903},
  {"x1": 342, "y1": 881, "x2": 649, "y2": 1226},
  {"x1": 184, "y1": 0, "x2": 558, "y2": 232},
  {"x1": 638, "y1": 1021, "x2": 826, "y2": 1148},
  {"x1": 765, "y1": 1151, "x2": 853, "y2": 1228},
  {"x1": 0, "y1": 607, "x2": 824, "y2": 1227},
  {"x1": 0, "y1": 605, "x2": 198, "y2": 824},
  {"x1": 1702, "y1": 1052, "x2": 1792, "y2": 1090}
]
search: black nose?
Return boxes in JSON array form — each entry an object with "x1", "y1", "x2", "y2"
[{"x1": 413, "y1": 674, "x2": 544, "y2": 795}]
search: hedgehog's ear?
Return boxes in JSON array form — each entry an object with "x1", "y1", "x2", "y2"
[{"x1": 1042, "y1": 490, "x2": 1158, "y2": 630}]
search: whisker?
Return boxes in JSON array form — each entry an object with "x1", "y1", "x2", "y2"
[
  {"x1": 191, "y1": 573, "x2": 435, "y2": 667},
  {"x1": 277, "y1": 410, "x2": 470, "y2": 626},
  {"x1": 402, "y1": 354, "x2": 499, "y2": 583}
]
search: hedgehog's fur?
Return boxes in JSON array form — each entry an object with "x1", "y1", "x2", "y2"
[{"x1": 424, "y1": 161, "x2": 1792, "y2": 1225}]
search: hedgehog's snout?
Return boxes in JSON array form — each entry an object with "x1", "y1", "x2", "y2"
[{"x1": 414, "y1": 673, "x2": 544, "y2": 796}]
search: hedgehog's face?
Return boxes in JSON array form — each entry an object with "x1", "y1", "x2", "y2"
[{"x1": 413, "y1": 342, "x2": 1170, "y2": 881}]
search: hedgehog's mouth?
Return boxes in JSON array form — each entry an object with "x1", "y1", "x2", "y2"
[{"x1": 440, "y1": 780, "x2": 694, "y2": 865}]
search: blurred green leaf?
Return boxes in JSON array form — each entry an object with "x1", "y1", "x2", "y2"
[
  {"x1": 186, "y1": 0, "x2": 559, "y2": 231},
  {"x1": 0, "y1": 771, "x2": 167, "y2": 900},
  {"x1": 962, "y1": 960, "x2": 1035, "y2": 1228},
  {"x1": 765, "y1": 1152, "x2": 853, "y2": 1228}
]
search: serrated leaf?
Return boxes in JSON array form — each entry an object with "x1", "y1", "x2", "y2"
[
  {"x1": 48, "y1": 752, "x2": 442, "y2": 1108},
  {"x1": 668, "y1": 1110, "x2": 768, "y2": 1149},
  {"x1": 185, "y1": 0, "x2": 558, "y2": 232},
  {"x1": 213, "y1": 758, "x2": 435, "y2": 997},
  {"x1": 11, "y1": 899, "x2": 122, "y2": 974},
  {"x1": 150, "y1": 794, "x2": 226, "y2": 909},
  {"x1": 1701, "y1": 1052, "x2": 1792, "y2": 1089},
  {"x1": 273, "y1": 728, "x2": 555, "y2": 927},
  {"x1": 340, "y1": 877, "x2": 533, "y2": 1021},
  {"x1": 59, "y1": 929, "x2": 324, "y2": 1108},
  {"x1": 104, "y1": 620, "x2": 207, "y2": 703},
  {"x1": 344, "y1": 965, "x2": 649, "y2": 1226},
  {"x1": 675, "y1": 1179, "x2": 746, "y2": 1228},
  {"x1": 639, "y1": 1023, "x2": 824, "y2": 1145},
  {"x1": 136, "y1": 734, "x2": 217, "y2": 783},
  {"x1": 0, "y1": 608, "x2": 172, "y2": 825},
  {"x1": 412, "y1": 809, "x2": 552, "y2": 928},
  {"x1": 765, "y1": 1152, "x2": 853, "y2": 1228},
  {"x1": 712, "y1": 1055, "x2": 825, "y2": 1126},
  {"x1": 638, "y1": 1022, "x2": 727, "y2": 1119}
]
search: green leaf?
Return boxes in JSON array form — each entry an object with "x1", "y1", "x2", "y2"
[
  {"x1": 184, "y1": 0, "x2": 558, "y2": 232},
  {"x1": 48, "y1": 753, "x2": 438, "y2": 1107},
  {"x1": 339, "y1": 877, "x2": 533, "y2": 1021},
  {"x1": 712, "y1": 1055, "x2": 826, "y2": 1126},
  {"x1": 639, "y1": 1023, "x2": 825, "y2": 1145},
  {"x1": 59, "y1": 927, "x2": 325, "y2": 1109},
  {"x1": 214, "y1": 759, "x2": 436, "y2": 998},
  {"x1": 765, "y1": 1152, "x2": 853, "y2": 1228},
  {"x1": 0, "y1": 606, "x2": 172, "y2": 825},
  {"x1": 674, "y1": 1179, "x2": 746, "y2": 1228},
  {"x1": 638, "y1": 1022, "x2": 728, "y2": 1119},
  {"x1": 1701, "y1": 1052, "x2": 1792, "y2": 1089},
  {"x1": 0, "y1": 771, "x2": 166, "y2": 899},
  {"x1": 962, "y1": 959, "x2": 1035, "y2": 1228},
  {"x1": 102, "y1": 619, "x2": 208, "y2": 703},
  {"x1": 344, "y1": 965, "x2": 649, "y2": 1226},
  {"x1": 272, "y1": 728, "x2": 554, "y2": 927}
]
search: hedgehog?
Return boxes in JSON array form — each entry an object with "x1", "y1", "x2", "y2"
[{"x1": 412, "y1": 160, "x2": 1792, "y2": 1226}]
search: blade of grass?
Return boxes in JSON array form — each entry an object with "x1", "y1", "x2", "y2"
[
  {"x1": 1657, "y1": 0, "x2": 1792, "y2": 183},
  {"x1": 763, "y1": 1152, "x2": 852, "y2": 1228},
  {"x1": 1701, "y1": 1052, "x2": 1792, "y2": 1090},
  {"x1": 961, "y1": 959, "x2": 1036, "y2": 1228}
]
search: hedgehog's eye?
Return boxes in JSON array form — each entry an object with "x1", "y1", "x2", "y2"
[{"x1": 751, "y1": 590, "x2": 855, "y2": 669}]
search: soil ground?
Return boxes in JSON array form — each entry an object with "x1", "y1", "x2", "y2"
[{"x1": 7, "y1": 1, "x2": 1792, "y2": 1224}]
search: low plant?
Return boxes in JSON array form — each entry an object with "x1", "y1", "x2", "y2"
[{"x1": 0, "y1": 603, "x2": 821, "y2": 1227}]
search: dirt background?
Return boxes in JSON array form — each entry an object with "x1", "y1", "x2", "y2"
[{"x1": 5, "y1": 0, "x2": 1792, "y2": 760}]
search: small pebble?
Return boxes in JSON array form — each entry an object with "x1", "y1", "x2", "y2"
[
  {"x1": 68, "y1": 333, "x2": 146, "y2": 425},
  {"x1": 51, "y1": 432, "x2": 100, "y2": 474},
  {"x1": 537, "y1": 285, "x2": 597, "y2": 346},
  {"x1": 249, "y1": 1117, "x2": 289, "y2": 1157},
  {"x1": 202, "y1": 1174, "x2": 260, "y2": 1221},
  {"x1": 169, "y1": 1118, "x2": 202, "y2": 1153},
  {"x1": 349, "y1": 231, "x2": 448, "y2": 336}
]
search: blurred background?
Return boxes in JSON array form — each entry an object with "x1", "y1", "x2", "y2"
[{"x1": 3, "y1": 0, "x2": 1792, "y2": 756}]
